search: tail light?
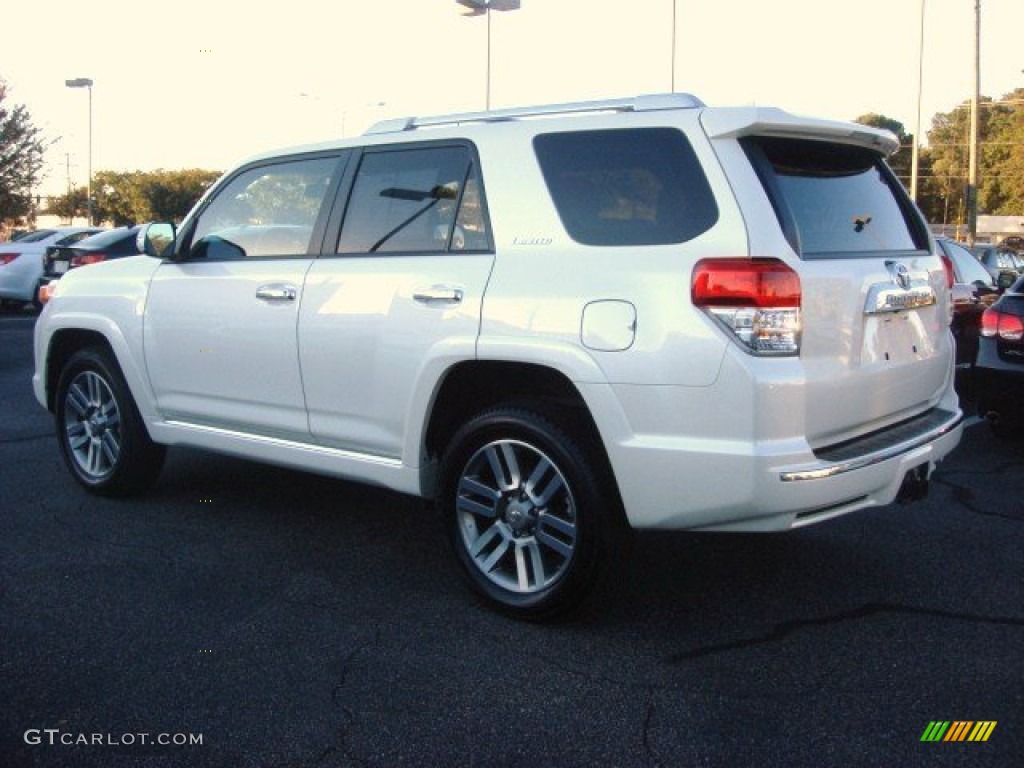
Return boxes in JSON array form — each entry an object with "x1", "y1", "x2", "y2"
[
  {"x1": 692, "y1": 258, "x2": 802, "y2": 355},
  {"x1": 70, "y1": 252, "x2": 107, "y2": 267},
  {"x1": 980, "y1": 307, "x2": 1024, "y2": 340},
  {"x1": 0, "y1": 253, "x2": 19, "y2": 265},
  {"x1": 938, "y1": 252, "x2": 955, "y2": 290}
]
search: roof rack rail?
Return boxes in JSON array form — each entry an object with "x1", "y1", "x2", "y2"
[{"x1": 364, "y1": 92, "x2": 704, "y2": 135}]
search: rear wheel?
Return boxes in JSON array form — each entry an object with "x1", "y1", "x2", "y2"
[
  {"x1": 439, "y1": 406, "x2": 627, "y2": 619},
  {"x1": 55, "y1": 347, "x2": 166, "y2": 496}
]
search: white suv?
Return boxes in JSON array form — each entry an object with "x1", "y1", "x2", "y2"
[{"x1": 34, "y1": 94, "x2": 963, "y2": 618}]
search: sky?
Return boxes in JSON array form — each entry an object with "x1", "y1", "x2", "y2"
[{"x1": 3, "y1": 0, "x2": 1022, "y2": 199}]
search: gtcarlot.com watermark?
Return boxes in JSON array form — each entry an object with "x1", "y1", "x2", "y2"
[{"x1": 24, "y1": 728, "x2": 203, "y2": 747}]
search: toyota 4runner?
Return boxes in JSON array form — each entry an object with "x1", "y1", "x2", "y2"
[{"x1": 34, "y1": 93, "x2": 963, "y2": 618}]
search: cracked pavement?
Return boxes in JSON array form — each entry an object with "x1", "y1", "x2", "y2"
[{"x1": 1, "y1": 311, "x2": 1021, "y2": 767}]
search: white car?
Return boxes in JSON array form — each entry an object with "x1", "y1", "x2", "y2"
[
  {"x1": 0, "y1": 226, "x2": 103, "y2": 309},
  {"x1": 34, "y1": 94, "x2": 963, "y2": 618}
]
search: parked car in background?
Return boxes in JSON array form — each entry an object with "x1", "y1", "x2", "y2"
[
  {"x1": 936, "y1": 236, "x2": 999, "y2": 372},
  {"x1": 972, "y1": 244, "x2": 1024, "y2": 285},
  {"x1": 0, "y1": 227, "x2": 103, "y2": 310},
  {"x1": 38, "y1": 226, "x2": 143, "y2": 305},
  {"x1": 975, "y1": 275, "x2": 1024, "y2": 437}
]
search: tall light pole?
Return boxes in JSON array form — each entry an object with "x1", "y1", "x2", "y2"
[
  {"x1": 65, "y1": 78, "x2": 94, "y2": 225},
  {"x1": 910, "y1": 0, "x2": 925, "y2": 202},
  {"x1": 671, "y1": 0, "x2": 677, "y2": 93},
  {"x1": 967, "y1": 0, "x2": 980, "y2": 246},
  {"x1": 456, "y1": 0, "x2": 521, "y2": 110}
]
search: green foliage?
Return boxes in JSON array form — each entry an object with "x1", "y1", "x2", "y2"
[
  {"x1": 48, "y1": 169, "x2": 220, "y2": 226},
  {"x1": 921, "y1": 87, "x2": 1024, "y2": 225},
  {"x1": 0, "y1": 80, "x2": 47, "y2": 225}
]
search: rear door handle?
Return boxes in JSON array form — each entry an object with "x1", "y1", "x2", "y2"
[
  {"x1": 256, "y1": 284, "x2": 297, "y2": 301},
  {"x1": 413, "y1": 286, "x2": 464, "y2": 305}
]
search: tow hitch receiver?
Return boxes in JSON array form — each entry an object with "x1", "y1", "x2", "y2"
[{"x1": 896, "y1": 463, "x2": 930, "y2": 504}]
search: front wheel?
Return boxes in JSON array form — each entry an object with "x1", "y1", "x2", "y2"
[
  {"x1": 439, "y1": 406, "x2": 627, "y2": 619},
  {"x1": 55, "y1": 347, "x2": 166, "y2": 496}
]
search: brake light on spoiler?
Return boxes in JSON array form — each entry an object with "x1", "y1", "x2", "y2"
[{"x1": 692, "y1": 258, "x2": 801, "y2": 355}]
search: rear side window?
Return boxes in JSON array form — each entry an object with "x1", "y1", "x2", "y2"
[
  {"x1": 744, "y1": 137, "x2": 925, "y2": 256},
  {"x1": 534, "y1": 128, "x2": 718, "y2": 246},
  {"x1": 337, "y1": 145, "x2": 489, "y2": 254}
]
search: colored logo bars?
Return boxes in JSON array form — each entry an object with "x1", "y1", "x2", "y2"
[{"x1": 921, "y1": 721, "x2": 997, "y2": 742}]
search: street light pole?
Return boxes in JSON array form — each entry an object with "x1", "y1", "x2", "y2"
[
  {"x1": 65, "y1": 78, "x2": 94, "y2": 226},
  {"x1": 456, "y1": 0, "x2": 521, "y2": 111},
  {"x1": 671, "y1": 0, "x2": 677, "y2": 93},
  {"x1": 910, "y1": 0, "x2": 925, "y2": 202},
  {"x1": 967, "y1": 0, "x2": 980, "y2": 246}
]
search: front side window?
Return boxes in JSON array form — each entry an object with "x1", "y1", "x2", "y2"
[
  {"x1": 188, "y1": 156, "x2": 338, "y2": 259},
  {"x1": 337, "y1": 145, "x2": 487, "y2": 254},
  {"x1": 534, "y1": 128, "x2": 718, "y2": 247}
]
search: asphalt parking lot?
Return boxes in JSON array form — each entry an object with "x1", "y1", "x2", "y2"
[{"x1": 1, "y1": 308, "x2": 1021, "y2": 767}]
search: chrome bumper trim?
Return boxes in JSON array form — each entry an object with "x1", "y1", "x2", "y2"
[{"x1": 779, "y1": 409, "x2": 963, "y2": 483}]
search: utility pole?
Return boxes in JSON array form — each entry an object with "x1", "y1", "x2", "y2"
[
  {"x1": 910, "y1": 0, "x2": 925, "y2": 202},
  {"x1": 967, "y1": 0, "x2": 980, "y2": 246}
]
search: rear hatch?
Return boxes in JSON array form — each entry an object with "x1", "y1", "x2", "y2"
[{"x1": 703, "y1": 108, "x2": 953, "y2": 447}]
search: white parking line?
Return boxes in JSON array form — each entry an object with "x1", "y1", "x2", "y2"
[{"x1": 963, "y1": 414, "x2": 985, "y2": 429}]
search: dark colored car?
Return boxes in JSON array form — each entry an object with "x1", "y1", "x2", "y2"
[
  {"x1": 38, "y1": 226, "x2": 143, "y2": 302},
  {"x1": 972, "y1": 244, "x2": 1023, "y2": 285},
  {"x1": 936, "y1": 236, "x2": 1000, "y2": 371},
  {"x1": 975, "y1": 275, "x2": 1024, "y2": 437}
]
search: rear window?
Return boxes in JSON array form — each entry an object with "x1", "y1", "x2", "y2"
[
  {"x1": 15, "y1": 229, "x2": 57, "y2": 243},
  {"x1": 534, "y1": 128, "x2": 718, "y2": 246},
  {"x1": 744, "y1": 137, "x2": 925, "y2": 257},
  {"x1": 75, "y1": 227, "x2": 139, "y2": 249}
]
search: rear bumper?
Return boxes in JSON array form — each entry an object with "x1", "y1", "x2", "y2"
[
  {"x1": 581, "y1": 379, "x2": 963, "y2": 532},
  {"x1": 975, "y1": 343, "x2": 1024, "y2": 423}
]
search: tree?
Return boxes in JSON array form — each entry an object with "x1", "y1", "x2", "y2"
[
  {"x1": 925, "y1": 87, "x2": 1024, "y2": 226},
  {"x1": 0, "y1": 80, "x2": 47, "y2": 225},
  {"x1": 48, "y1": 169, "x2": 220, "y2": 225}
]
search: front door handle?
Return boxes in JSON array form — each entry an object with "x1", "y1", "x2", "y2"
[
  {"x1": 256, "y1": 284, "x2": 297, "y2": 301},
  {"x1": 413, "y1": 286, "x2": 464, "y2": 305}
]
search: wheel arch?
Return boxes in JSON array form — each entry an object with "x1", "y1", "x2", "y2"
[
  {"x1": 43, "y1": 319, "x2": 157, "y2": 426},
  {"x1": 420, "y1": 359, "x2": 620, "y2": 501}
]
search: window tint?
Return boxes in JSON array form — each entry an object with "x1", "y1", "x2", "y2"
[
  {"x1": 189, "y1": 156, "x2": 337, "y2": 259},
  {"x1": 533, "y1": 128, "x2": 718, "y2": 246},
  {"x1": 74, "y1": 226, "x2": 139, "y2": 249},
  {"x1": 338, "y1": 146, "x2": 485, "y2": 254},
  {"x1": 17, "y1": 229, "x2": 57, "y2": 243},
  {"x1": 747, "y1": 137, "x2": 921, "y2": 256},
  {"x1": 58, "y1": 230, "x2": 101, "y2": 247}
]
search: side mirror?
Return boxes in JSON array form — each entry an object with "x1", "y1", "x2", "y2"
[
  {"x1": 137, "y1": 222, "x2": 176, "y2": 259},
  {"x1": 997, "y1": 271, "x2": 1016, "y2": 291}
]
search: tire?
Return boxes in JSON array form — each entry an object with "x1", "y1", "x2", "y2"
[
  {"x1": 438, "y1": 406, "x2": 628, "y2": 620},
  {"x1": 55, "y1": 347, "x2": 166, "y2": 496}
]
